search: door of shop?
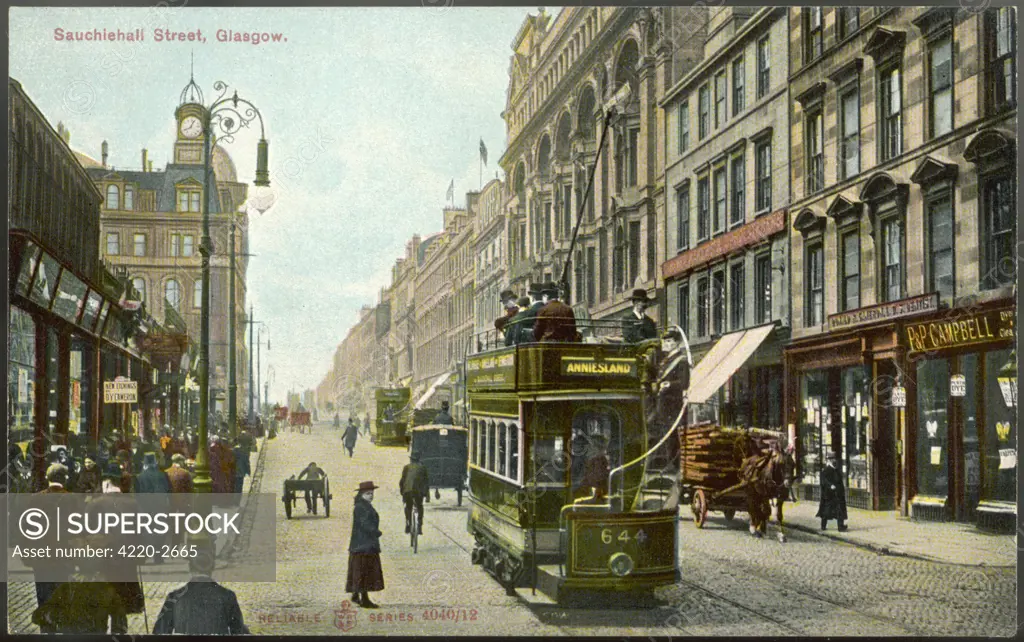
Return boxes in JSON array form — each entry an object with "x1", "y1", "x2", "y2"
[{"x1": 873, "y1": 360, "x2": 899, "y2": 511}]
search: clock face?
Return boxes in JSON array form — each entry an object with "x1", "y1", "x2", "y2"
[{"x1": 179, "y1": 116, "x2": 203, "y2": 139}]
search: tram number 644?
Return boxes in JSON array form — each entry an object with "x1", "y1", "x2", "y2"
[{"x1": 601, "y1": 528, "x2": 633, "y2": 545}]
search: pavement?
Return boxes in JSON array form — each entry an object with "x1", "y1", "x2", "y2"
[{"x1": 776, "y1": 498, "x2": 1017, "y2": 568}]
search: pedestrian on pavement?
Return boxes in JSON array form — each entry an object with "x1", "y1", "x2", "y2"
[
  {"x1": 233, "y1": 436, "x2": 252, "y2": 504},
  {"x1": 31, "y1": 559, "x2": 128, "y2": 634},
  {"x1": 152, "y1": 552, "x2": 250, "y2": 634},
  {"x1": 115, "y1": 449, "x2": 134, "y2": 493},
  {"x1": 28, "y1": 464, "x2": 73, "y2": 610},
  {"x1": 93, "y1": 463, "x2": 146, "y2": 631},
  {"x1": 817, "y1": 452, "x2": 848, "y2": 532},
  {"x1": 363, "y1": 415, "x2": 371, "y2": 436},
  {"x1": 51, "y1": 445, "x2": 79, "y2": 492},
  {"x1": 297, "y1": 461, "x2": 327, "y2": 514},
  {"x1": 400, "y1": 453, "x2": 429, "y2": 534},
  {"x1": 433, "y1": 400, "x2": 454, "y2": 426},
  {"x1": 343, "y1": 418, "x2": 359, "y2": 457},
  {"x1": 135, "y1": 452, "x2": 171, "y2": 563},
  {"x1": 533, "y1": 282, "x2": 580, "y2": 343},
  {"x1": 75, "y1": 455, "x2": 102, "y2": 493},
  {"x1": 346, "y1": 481, "x2": 384, "y2": 609},
  {"x1": 165, "y1": 453, "x2": 194, "y2": 545}
]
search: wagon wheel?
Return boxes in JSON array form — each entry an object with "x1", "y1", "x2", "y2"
[
  {"x1": 323, "y1": 477, "x2": 331, "y2": 518},
  {"x1": 691, "y1": 489, "x2": 708, "y2": 528},
  {"x1": 457, "y1": 488, "x2": 463, "y2": 507},
  {"x1": 723, "y1": 509, "x2": 736, "y2": 522},
  {"x1": 284, "y1": 493, "x2": 293, "y2": 520}
]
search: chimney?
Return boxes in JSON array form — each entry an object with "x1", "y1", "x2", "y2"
[
  {"x1": 148, "y1": 160, "x2": 153, "y2": 172},
  {"x1": 101, "y1": 141, "x2": 108, "y2": 168},
  {"x1": 141, "y1": 149, "x2": 148, "y2": 171}
]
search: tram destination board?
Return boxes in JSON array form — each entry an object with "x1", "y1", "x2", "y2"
[{"x1": 569, "y1": 513, "x2": 675, "y2": 575}]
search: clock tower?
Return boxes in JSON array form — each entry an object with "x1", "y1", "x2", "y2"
[{"x1": 174, "y1": 75, "x2": 207, "y2": 165}]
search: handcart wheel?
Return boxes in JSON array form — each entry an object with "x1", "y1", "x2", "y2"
[
  {"x1": 435, "y1": 488, "x2": 441, "y2": 500},
  {"x1": 284, "y1": 494, "x2": 293, "y2": 520},
  {"x1": 324, "y1": 478, "x2": 331, "y2": 518},
  {"x1": 457, "y1": 488, "x2": 463, "y2": 506},
  {"x1": 723, "y1": 509, "x2": 736, "y2": 522},
  {"x1": 691, "y1": 489, "x2": 708, "y2": 529}
]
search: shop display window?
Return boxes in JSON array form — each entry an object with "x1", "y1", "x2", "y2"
[
  {"x1": 916, "y1": 357, "x2": 950, "y2": 498},
  {"x1": 81, "y1": 291, "x2": 103, "y2": 332},
  {"x1": 962, "y1": 353, "x2": 980, "y2": 515},
  {"x1": 799, "y1": 369, "x2": 829, "y2": 485},
  {"x1": 15, "y1": 241, "x2": 40, "y2": 297},
  {"x1": 8, "y1": 307, "x2": 36, "y2": 444},
  {"x1": 69, "y1": 337, "x2": 92, "y2": 437},
  {"x1": 840, "y1": 365, "x2": 870, "y2": 491},
  {"x1": 52, "y1": 269, "x2": 88, "y2": 324},
  {"x1": 29, "y1": 252, "x2": 61, "y2": 310},
  {"x1": 983, "y1": 348, "x2": 1015, "y2": 503}
]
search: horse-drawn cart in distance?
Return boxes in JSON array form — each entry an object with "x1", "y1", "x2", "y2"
[
  {"x1": 282, "y1": 474, "x2": 332, "y2": 518},
  {"x1": 290, "y1": 410, "x2": 312, "y2": 434},
  {"x1": 409, "y1": 423, "x2": 468, "y2": 506},
  {"x1": 680, "y1": 423, "x2": 794, "y2": 541}
]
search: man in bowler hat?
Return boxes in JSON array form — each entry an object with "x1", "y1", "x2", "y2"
[
  {"x1": 817, "y1": 452, "x2": 848, "y2": 531},
  {"x1": 623, "y1": 288, "x2": 658, "y2": 344}
]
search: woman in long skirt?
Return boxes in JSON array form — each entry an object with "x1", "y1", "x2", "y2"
[{"x1": 345, "y1": 481, "x2": 384, "y2": 608}]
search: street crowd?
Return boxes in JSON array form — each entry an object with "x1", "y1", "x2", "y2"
[{"x1": 10, "y1": 419, "x2": 258, "y2": 635}]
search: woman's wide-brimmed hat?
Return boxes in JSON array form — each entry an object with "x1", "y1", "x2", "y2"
[{"x1": 356, "y1": 481, "x2": 379, "y2": 492}]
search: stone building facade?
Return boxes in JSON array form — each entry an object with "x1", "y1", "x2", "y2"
[{"x1": 473, "y1": 179, "x2": 509, "y2": 349}]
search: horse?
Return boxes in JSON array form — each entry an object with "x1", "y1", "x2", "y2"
[{"x1": 738, "y1": 441, "x2": 796, "y2": 542}]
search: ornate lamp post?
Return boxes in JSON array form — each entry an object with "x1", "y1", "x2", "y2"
[{"x1": 196, "y1": 81, "x2": 273, "y2": 497}]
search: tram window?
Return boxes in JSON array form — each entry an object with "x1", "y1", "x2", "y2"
[
  {"x1": 570, "y1": 407, "x2": 622, "y2": 497},
  {"x1": 497, "y1": 423, "x2": 507, "y2": 476},
  {"x1": 470, "y1": 419, "x2": 478, "y2": 466},
  {"x1": 487, "y1": 421, "x2": 497, "y2": 472},
  {"x1": 533, "y1": 436, "x2": 567, "y2": 484},
  {"x1": 509, "y1": 424, "x2": 520, "y2": 482}
]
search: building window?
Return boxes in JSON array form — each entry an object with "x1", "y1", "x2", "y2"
[
  {"x1": 676, "y1": 183, "x2": 690, "y2": 251},
  {"x1": 170, "y1": 234, "x2": 180, "y2": 257},
  {"x1": 165, "y1": 279, "x2": 181, "y2": 310},
  {"x1": 124, "y1": 186, "x2": 134, "y2": 210},
  {"x1": 106, "y1": 232, "x2": 119, "y2": 255},
  {"x1": 803, "y1": 8, "x2": 823, "y2": 63},
  {"x1": 981, "y1": 175, "x2": 1016, "y2": 290},
  {"x1": 712, "y1": 270, "x2": 725, "y2": 335},
  {"x1": 627, "y1": 127, "x2": 639, "y2": 187},
  {"x1": 697, "y1": 176, "x2": 710, "y2": 241},
  {"x1": 178, "y1": 189, "x2": 201, "y2": 213},
  {"x1": 805, "y1": 241, "x2": 824, "y2": 326},
  {"x1": 133, "y1": 233, "x2": 146, "y2": 257},
  {"x1": 754, "y1": 253, "x2": 772, "y2": 324},
  {"x1": 929, "y1": 36, "x2": 953, "y2": 138},
  {"x1": 613, "y1": 225, "x2": 624, "y2": 292},
  {"x1": 756, "y1": 36, "x2": 770, "y2": 99},
  {"x1": 732, "y1": 57, "x2": 745, "y2": 116},
  {"x1": 714, "y1": 71, "x2": 727, "y2": 128},
  {"x1": 599, "y1": 229, "x2": 608, "y2": 301},
  {"x1": 586, "y1": 246, "x2": 596, "y2": 303},
  {"x1": 698, "y1": 84, "x2": 710, "y2": 139},
  {"x1": 881, "y1": 217, "x2": 904, "y2": 302},
  {"x1": 678, "y1": 101, "x2": 689, "y2": 153},
  {"x1": 193, "y1": 279, "x2": 203, "y2": 308},
  {"x1": 628, "y1": 221, "x2": 641, "y2": 286},
  {"x1": 878, "y1": 64, "x2": 902, "y2": 161},
  {"x1": 131, "y1": 277, "x2": 146, "y2": 307},
  {"x1": 678, "y1": 282, "x2": 690, "y2": 337},
  {"x1": 713, "y1": 167, "x2": 726, "y2": 234},
  {"x1": 839, "y1": 86, "x2": 860, "y2": 180},
  {"x1": 730, "y1": 154, "x2": 745, "y2": 226},
  {"x1": 837, "y1": 8, "x2": 859, "y2": 39},
  {"x1": 183, "y1": 235, "x2": 194, "y2": 257},
  {"x1": 105, "y1": 185, "x2": 119, "y2": 210},
  {"x1": 839, "y1": 229, "x2": 860, "y2": 311},
  {"x1": 697, "y1": 276, "x2": 709, "y2": 337},
  {"x1": 806, "y1": 109, "x2": 824, "y2": 193},
  {"x1": 927, "y1": 191, "x2": 954, "y2": 300},
  {"x1": 987, "y1": 7, "x2": 1016, "y2": 112},
  {"x1": 755, "y1": 139, "x2": 772, "y2": 212},
  {"x1": 729, "y1": 262, "x2": 745, "y2": 330}
]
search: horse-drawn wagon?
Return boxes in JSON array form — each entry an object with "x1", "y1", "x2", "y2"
[
  {"x1": 679, "y1": 424, "x2": 793, "y2": 540},
  {"x1": 290, "y1": 410, "x2": 312, "y2": 434}
]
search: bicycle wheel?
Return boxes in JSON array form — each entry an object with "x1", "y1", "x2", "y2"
[{"x1": 410, "y1": 509, "x2": 419, "y2": 553}]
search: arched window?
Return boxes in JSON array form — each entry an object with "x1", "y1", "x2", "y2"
[
  {"x1": 577, "y1": 85, "x2": 597, "y2": 142},
  {"x1": 537, "y1": 135, "x2": 551, "y2": 180},
  {"x1": 165, "y1": 279, "x2": 181, "y2": 310},
  {"x1": 131, "y1": 277, "x2": 146, "y2": 307},
  {"x1": 105, "y1": 185, "x2": 119, "y2": 210},
  {"x1": 555, "y1": 112, "x2": 572, "y2": 162},
  {"x1": 124, "y1": 186, "x2": 134, "y2": 210}
]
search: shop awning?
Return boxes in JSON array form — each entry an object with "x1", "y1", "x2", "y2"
[
  {"x1": 686, "y1": 324, "x2": 774, "y2": 405},
  {"x1": 414, "y1": 371, "x2": 454, "y2": 409}
]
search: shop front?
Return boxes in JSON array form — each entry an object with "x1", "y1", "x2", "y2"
[{"x1": 902, "y1": 300, "x2": 1016, "y2": 529}]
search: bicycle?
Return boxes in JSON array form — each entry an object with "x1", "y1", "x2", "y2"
[{"x1": 410, "y1": 503, "x2": 419, "y2": 554}]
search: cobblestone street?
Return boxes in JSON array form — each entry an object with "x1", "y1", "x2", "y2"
[{"x1": 8, "y1": 422, "x2": 1016, "y2": 636}]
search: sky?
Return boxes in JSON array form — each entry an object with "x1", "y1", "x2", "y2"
[{"x1": 10, "y1": 6, "x2": 539, "y2": 403}]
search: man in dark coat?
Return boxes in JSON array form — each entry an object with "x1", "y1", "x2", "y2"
[
  {"x1": 298, "y1": 461, "x2": 327, "y2": 514},
  {"x1": 232, "y1": 437, "x2": 252, "y2": 505},
  {"x1": 623, "y1": 288, "x2": 658, "y2": 344},
  {"x1": 399, "y1": 453, "x2": 430, "y2": 534},
  {"x1": 343, "y1": 419, "x2": 359, "y2": 457},
  {"x1": 533, "y1": 282, "x2": 580, "y2": 342},
  {"x1": 75, "y1": 455, "x2": 102, "y2": 493},
  {"x1": 28, "y1": 465, "x2": 73, "y2": 610},
  {"x1": 647, "y1": 328, "x2": 691, "y2": 470},
  {"x1": 504, "y1": 284, "x2": 544, "y2": 346},
  {"x1": 817, "y1": 452, "x2": 848, "y2": 531},
  {"x1": 346, "y1": 481, "x2": 384, "y2": 608},
  {"x1": 494, "y1": 289, "x2": 519, "y2": 345},
  {"x1": 32, "y1": 559, "x2": 128, "y2": 634},
  {"x1": 92, "y1": 466, "x2": 145, "y2": 630},
  {"x1": 135, "y1": 452, "x2": 171, "y2": 563},
  {"x1": 433, "y1": 401, "x2": 454, "y2": 426},
  {"x1": 152, "y1": 553, "x2": 249, "y2": 634}
]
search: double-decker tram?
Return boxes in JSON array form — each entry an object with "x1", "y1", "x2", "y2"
[
  {"x1": 465, "y1": 335, "x2": 680, "y2": 603},
  {"x1": 373, "y1": 387, "x2": 411, "y2": 446}
]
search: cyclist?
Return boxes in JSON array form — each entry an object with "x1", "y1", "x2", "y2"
[{"x1": 399, "y1": 452, "x2": 429, "y2": 535}]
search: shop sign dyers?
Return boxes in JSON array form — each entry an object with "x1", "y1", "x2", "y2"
[{"x1": 905, "y1": 308, "x2": 1016, "y2": 355}]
